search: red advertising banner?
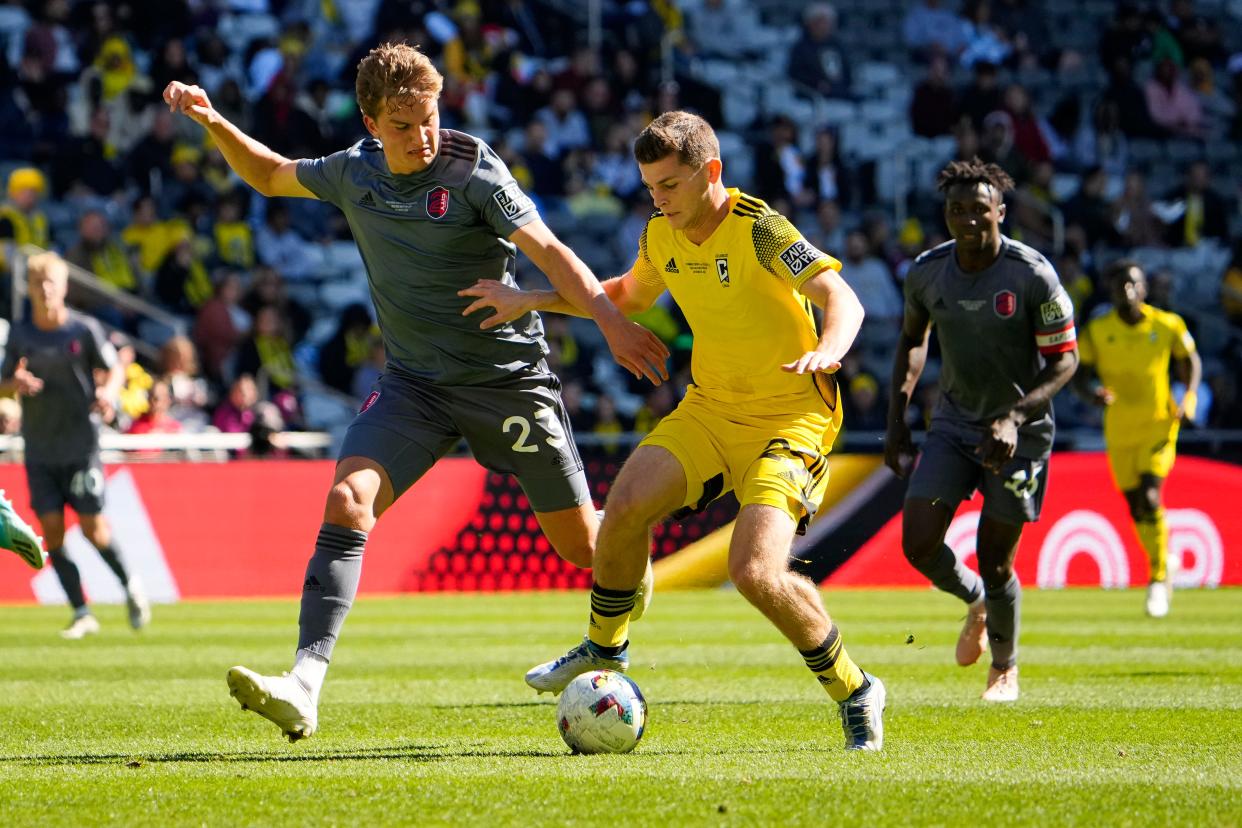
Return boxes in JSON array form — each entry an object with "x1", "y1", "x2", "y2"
[{"x1": 826, "y1": 454, "x2": 1242, "y2": 588}]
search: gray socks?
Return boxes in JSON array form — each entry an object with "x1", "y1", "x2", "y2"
[
  {"x1": 914, "y1": 544, "x2": 985, "y2": 605},
  {"x1": 297, "y1": 523, "x2": 367, "y2": 661},
  {"x1": 984, "y1": 574, "x2": 1021, "y2": 670}
]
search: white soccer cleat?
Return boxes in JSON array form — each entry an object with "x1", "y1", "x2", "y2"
[
  {"x1": 630, "y1": 558, "x2": 654, "y2": 622},
  {"x1": 126, "y1": 580, "x2": 152, "y2": 630},
  {"x1": 956, "y1": 603, "x2": 988, "y2": 666},
  {"x1": 525, "y1": 637, "x2": 629, "y2": 695},
  {"x1": 60, "y1": 614, "x2": 101, "y2": 640},
  {"x1": 1145, "y1": 581, "x2": 1170, "y2": 618},
  {"x1": 0, "y1": 489, "x2": 46, "y2": 570},
  {"x1": 981, "y1": 665, "x2": 1019, "y2": 702},
  {"x1": 839, "y1": 672, "x2": 886, "y2": 751},
  {"x1": 227, "y1": 666, "x2": 318, "y2": 742}
]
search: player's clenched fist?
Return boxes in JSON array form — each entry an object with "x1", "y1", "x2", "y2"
[{"x1": 163, "y1": 81, "x2": 214, "y2": 125}]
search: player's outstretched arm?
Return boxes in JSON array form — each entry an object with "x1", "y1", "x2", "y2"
[
  {"x1": 510, "y1": 221, "x2": 669, "y2": 384},
  {"x1": 162, "y1": 81, "x2": 314, "y2": 199}
]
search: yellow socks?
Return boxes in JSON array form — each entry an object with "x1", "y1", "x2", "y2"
[
  {"x1": 800, "y1": 624, "x2": 866, "y2": 703},
  {"x1": 587, "y1": 583, "x2": 636, "y2": 651},
  {"x1": 1135, "y1": 508, "x2": 1169, "y2": 582}
]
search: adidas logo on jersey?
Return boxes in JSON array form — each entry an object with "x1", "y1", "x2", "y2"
[
  {"x1": 357, "y1": 192, "x2": 376, "y2": 207},
  {"x1": 665, "y1": 257, "x2": 679, "y2": 273}
]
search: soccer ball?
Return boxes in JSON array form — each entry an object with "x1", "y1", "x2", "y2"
[{"x1": 556, "y1": 670, "x2": 647, "y2": 754}]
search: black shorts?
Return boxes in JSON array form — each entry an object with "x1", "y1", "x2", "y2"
[
  {"x1": 340, "y1": 369, "x2": 590, "y2": 513},
  {"x1": 905, "y1": 430, "x2": 1049, "y2": 525},
  {"x1": 26, "y1": 455, "x2": 107, "y2": 516}
]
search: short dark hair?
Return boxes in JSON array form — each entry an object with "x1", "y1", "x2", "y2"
[
  {"x1": 633, "y1": 110, "x2": 720, "y2": 169},
  {"x1": 936, "y1": 157, "x2": 1015, "y2": 197},
  {"x1": 1104, "y1": 258, "x2": 1144, "y2": 284}
]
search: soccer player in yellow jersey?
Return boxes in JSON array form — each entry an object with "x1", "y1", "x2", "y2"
[
  {"x1": 461, "y1": 111, "x2": 885, "y2": 751},
  {"x1": 1075, "y1": 261, "x2": 1201, "y2": 618}
]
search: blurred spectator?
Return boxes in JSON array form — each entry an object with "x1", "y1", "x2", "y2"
[
  {"x1": 1101, "y1": 57, "x2": 1159, "y2": 138},
  {"x1": 1168, "y1": 0, "x2": 1224, "y2": 66},
  {"x1": 1099, "y1": 2, "x2": 1147, "y2": 69},
  {"x1": 0, "y1": 167, "x2": 49, "y2": 257},
  {"x1": 126, "y1": 107, "x2": 178, "y2": 195},
  {"x1": 351, "y1": 333, "x2": 386, "y2": 402},
  {"x1": 753, "y1": 115, "x2": 810, "y2": 209},
  {"x1": 958, "y1": 60, "x2": 1004, "y2": 131},
  {"x1": 535, "y1": 88, "x2": 591, "y2": 157},
  {"x1": 1160, "y1": 161, "x2": 1228, "y2": 247},
  {"x1": 158, "y1": 336, "x2": 210, "y2": 428},
  {"x1": 66, "y1": 210, "x2": 138, "y2": 294},
  {"x1": 112, "y1": 334, "x2": 153, "y2": 428},
  {"x1": 807, "y1": 200, "x2": 846, "y2": 256},
  {"x1": 788, "y1": 3, "x2": 850, "y2": 100},
  {"x1": 212, "y1": 193, "x2": 254, "y2": 269},
  {"x1": 991, "y1": 0, "x2": 1050, "y2": 70},
  {"x1": 1112, "y1": 171, "x2": 1164, "y2": 248},
  {"x1": 213, "y1": 373, "x2": 259, "y2": 433},
  {"x1": 808, "y1": 128, "x2": 852, "y2": 208},
  {"x1": 193, "y1": 272, "x2": 248, "y2": 386},
  {"x1": 841, "y1": 230, "x2": 902, "y2": 333},
  {"x1": 1145, "y1": 58, "x2": 1204, "y2": 139},
  {"x1": 1187, "y1": 58, "x2": 1236, "y2": 141},
  {"x1": 590, "y1": 124, "x2": 643, "y2": 202},
  {"x1": 958, "y1": 0, "x2": 1012, "y2": 69},
  {"x1": 318, "y1": 303, "x2": 374, "y2": 395},
  {"x1": 58, "y1": 107, "x2": 127, "y2": 197},
  {"x1": 521, "y1": 120, "x2": 565, "y2": 199},
  {"x1": 126, "y1": 378, "x2": 183, "y2": 438},
  {"x1": 158, "y1": 144, "x2": 213, "y2": 217},
  {"x1": 843, "y1": 373, "x2": 885, "y2": 432},
  {"x1": 1061, "y1": 166, "x2": 1116, "y2": 248},
  {"x1": 155, "y1": 233, "x2": 213, "y2": 313},
  {"x1": 633, "y1": 382, "x2": 676, "y2": 435},
  {"x1": 242, "y1": 267, "x2": 311, "y2": 344},
  {"x1": 255, "y1": 201, "x2": 319, "y2": 281},
  {"x1": 591, "y1": 393, "x2": 631, "y2": 455},
  {"x1": 1073, "y1": 99, "x2": 1129, "y2": 178},
  {"x1": 903, "y1": 0, "x2": 967, "y2": 61},
  {"x1": 1002, "y1": 84, "x2": 1051, "y2": 167},
  {"x1": 979, "y1": 110, "x2": 1029, "y2": 183},
  {"x1": 235, "y1": 304, "x2": 301, "y2": 427},
  {"x1": 910, "y1": 55, "x2": 958, "y2": 138},
  {"x1": 1012, "y1": 160, "x2": 1056, "y2": 250}
]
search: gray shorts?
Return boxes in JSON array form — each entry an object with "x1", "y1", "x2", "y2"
[
  {"x1": 340, "y1": 368, "x2": 590, "y2": 513},
  {"x1": 905, "y1": 430, "x2": 1049, "y2": 525},
  {"x1": 26, "y1": 455, "x2": 106, "y2": 516}
]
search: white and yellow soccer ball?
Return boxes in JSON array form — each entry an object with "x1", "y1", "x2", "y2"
[{"x1": 556, "y1": 669, "x2": 647, "y2": 754}]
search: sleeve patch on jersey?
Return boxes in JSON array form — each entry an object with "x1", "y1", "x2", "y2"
[
  {"x1": 493, "y1": 182, "x2": 534, "y2": 220},
  {"x1": 778, "y1": 240, "x2": 828, "y2": 277},
  {"x1": 1040, "y1": 294, "x2": 1074, "y2": 325}
]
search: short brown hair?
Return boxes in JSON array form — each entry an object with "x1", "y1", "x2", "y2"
[
  {"x1": 633, "y1": 111, "x2": 720, "y2": 169},
  {"x1": 355, "y1": 42, "x2": 443, "y2": 119}
]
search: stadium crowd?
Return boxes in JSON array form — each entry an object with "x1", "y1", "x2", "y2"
[{"x1": 1, "y1": 0, "x2": 1241, "y2": 447}]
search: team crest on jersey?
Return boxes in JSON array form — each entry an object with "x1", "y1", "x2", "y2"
[
  {"x1": 426, "y1": 186, "x2": 450, "y2": 219},
  {"x1": 715, "y1": 255, "x2": 730, "y2": 286},
  {"x1": 360, "y1": 390, "x2": 381, "y2": 413},
  {"x1": 994, "y1": 289, "x2": 1017, "y2": 319},
  {"x1": 68, "y1": 339, "x2": 82, "y2": 355}
]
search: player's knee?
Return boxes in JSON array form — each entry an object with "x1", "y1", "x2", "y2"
[
  {"x1": 901, "y1": 534, "x2": 940, "y2": 571},
  {"x1": 728, "y1": 557, "x2": 777, "y2": 603},
  {"x1": 979, "y1": 562, "x2": 1013, "y2": 592},
  {"x1": 602, "y1": 483, "x2": 660, "y2": 534},
  {"x1": 1142, "y1": 487, "x2": 1161, "y2": 516},
  {"x1": 324, "y1": 477, "x2": 378, "y2": 530}
]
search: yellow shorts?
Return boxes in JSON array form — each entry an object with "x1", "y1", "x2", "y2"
[
  {"x1": 639, "y1": 379, "x2": 842, "y2": 533},
  {"x1": 1105, "y1": 421, "x2": 1179, "y2": 491}
]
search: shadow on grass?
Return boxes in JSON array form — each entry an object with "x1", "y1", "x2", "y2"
[{"x1": 6, "y1": 742, "x2": 568, "y2": 766}]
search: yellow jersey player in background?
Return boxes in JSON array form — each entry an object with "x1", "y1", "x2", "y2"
[
  {"x1": 1075, "y1": 261, "x2": 1201, "y2": 618},
  {"x1": 461, "y1": 110, "x2": 886, "y2": 751}
]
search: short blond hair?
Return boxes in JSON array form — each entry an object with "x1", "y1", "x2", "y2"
[
  {"x1": 26, "y1": 251, "x2": 68, "y2": 283},
  {"x1": 633, "y1": 111, "x2": 720, "y2": 169},
  {"x1": 355, "y1": 42, "x2": 443, "y2": 119}
]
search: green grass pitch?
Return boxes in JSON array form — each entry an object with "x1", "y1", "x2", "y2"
[{"x1": 1, "y1": 588, "x2": 1239, "y2": 826}]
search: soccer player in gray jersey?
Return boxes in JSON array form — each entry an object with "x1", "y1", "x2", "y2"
[
  {"x1": 0, "y1": 253, "x2": 151, "y2": 638},
  {"x1": 884, "y1": 160, "x2": 1078, "y2": 702},
  {"x1": 163, "y1": 43, "x2": 669, "y2": 741}
]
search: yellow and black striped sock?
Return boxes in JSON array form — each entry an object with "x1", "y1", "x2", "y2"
[
  {"x1": 587, "y1": 583, "x2": 636, "y2": 652},
  {"x1": 800, "y1": 624, "x2": 866, "y2": 703},
  {"x1": 1135, "y1": 509, "x2": 1169, "y2": 582}
]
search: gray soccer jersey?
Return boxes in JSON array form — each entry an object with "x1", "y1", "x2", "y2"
[
  {"x1": 0, "y1": 311, "x2": 117, "y2": 463},
  {"x1": 297, "y1": 130, "x2": 547, "y2": 386},
  {"x1": 903, "y1": 236, "x2": 1076, "y2": 458}
]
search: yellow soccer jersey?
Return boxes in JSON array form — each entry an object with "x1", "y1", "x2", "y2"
[
  {"x1": 1079, "y1": 304, "x2": 1195, "y2": 436},
  {"x1": 632, "y1": 189, "x2": 841, "y2": 406}
]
